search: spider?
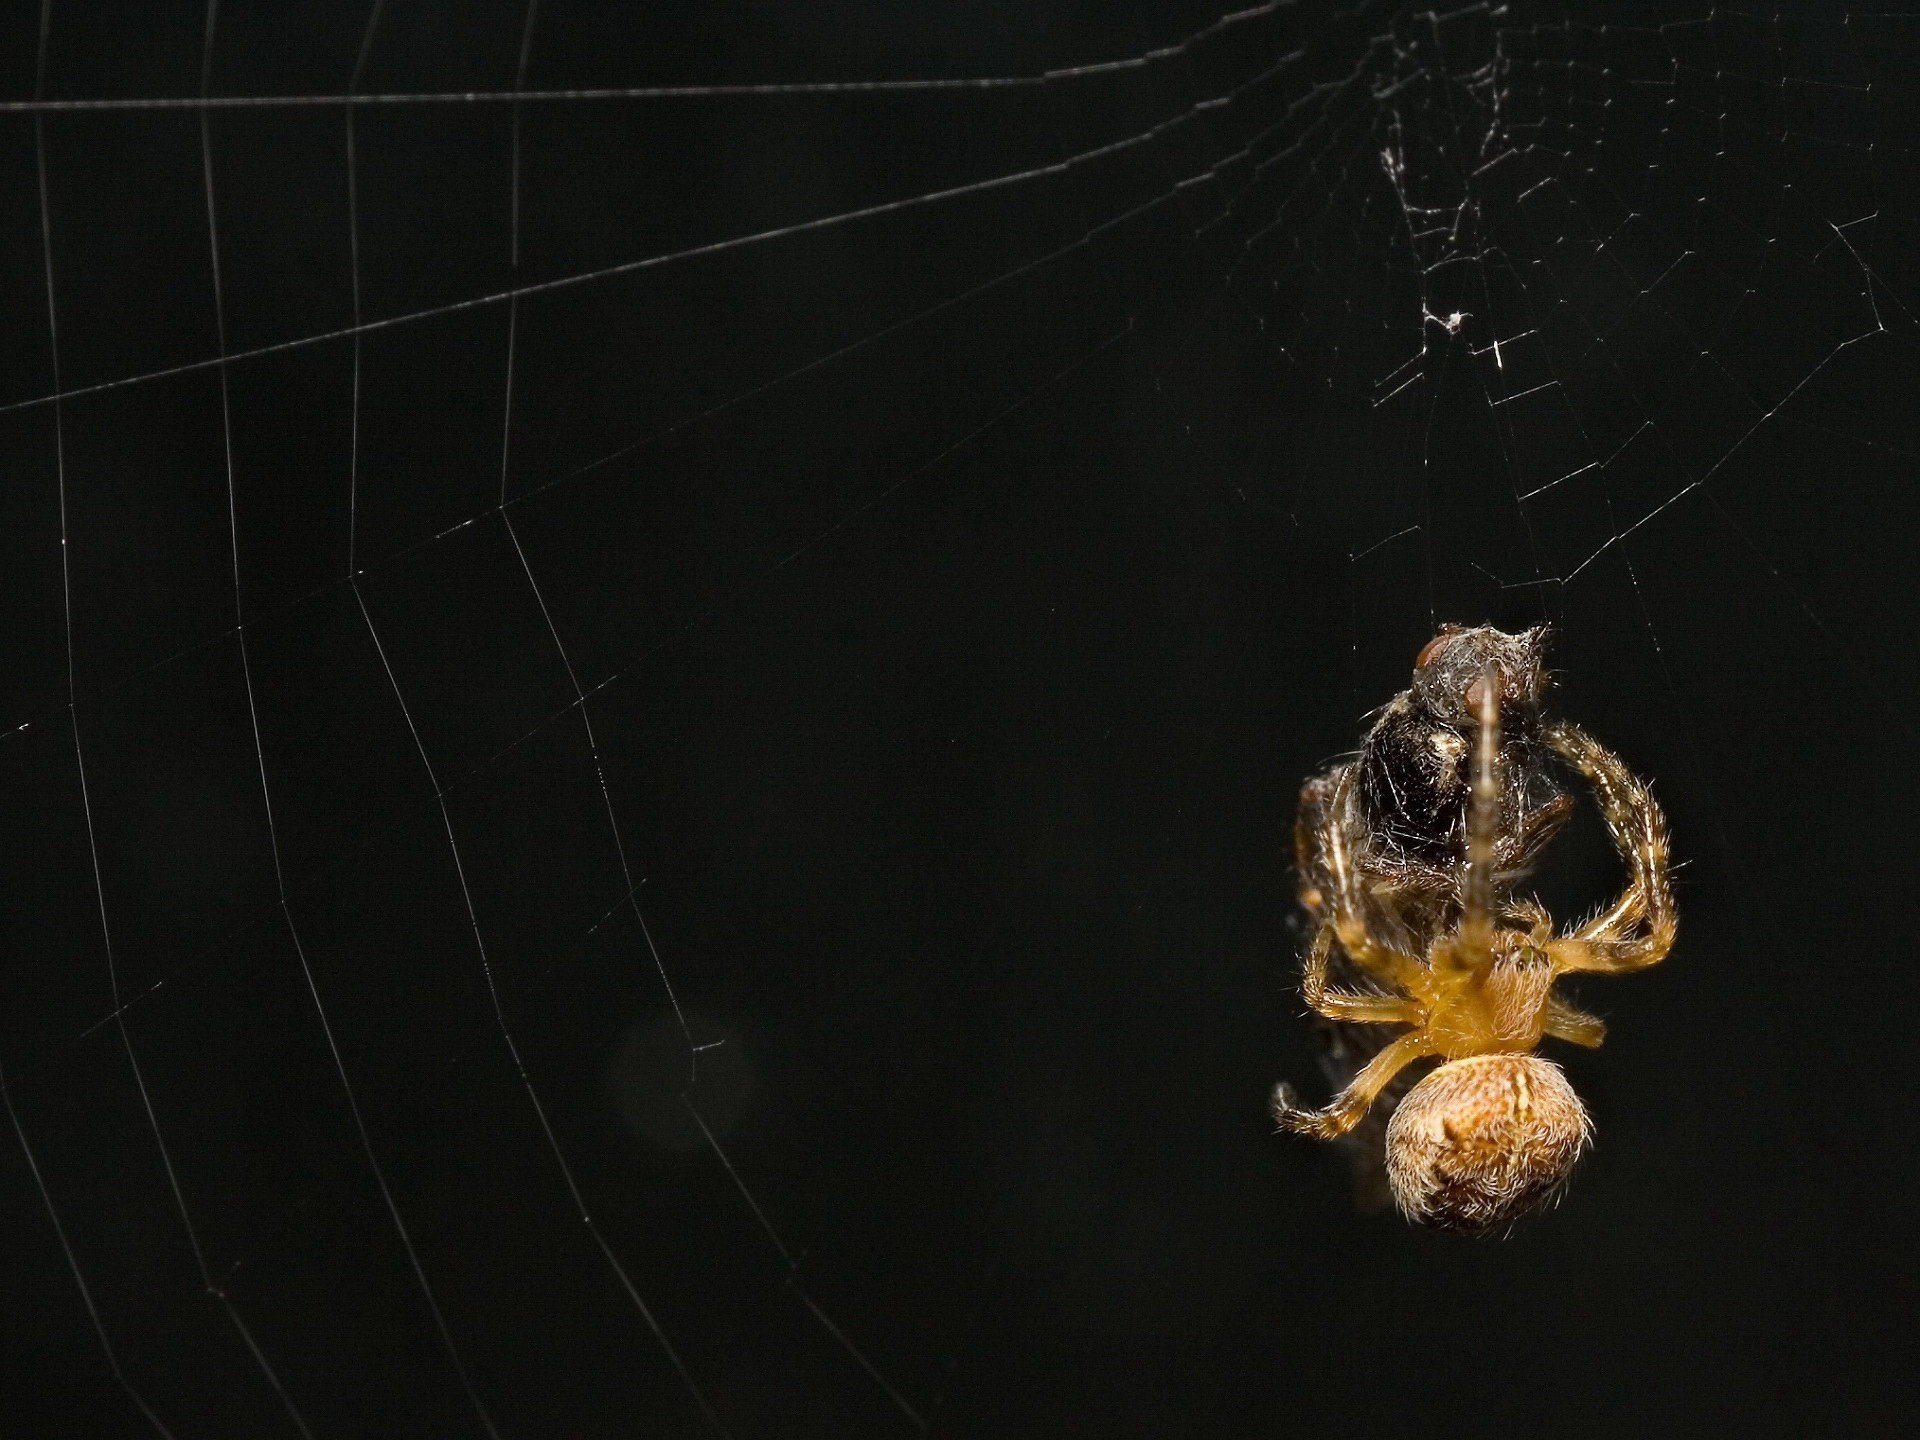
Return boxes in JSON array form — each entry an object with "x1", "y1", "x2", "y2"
[
  {"x1": 1287, "y1": 625, "x2": 1581, "y2": 1208},
  {"x1": 1273, "y1": 629, "x2": 1675, "y2": 1234}
]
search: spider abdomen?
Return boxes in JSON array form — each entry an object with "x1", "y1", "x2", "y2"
[{"x1": 1384, "y1": 1054, "x2": 1591, "y2": 1235}]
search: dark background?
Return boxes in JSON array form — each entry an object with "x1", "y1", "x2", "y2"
[{"x1": 1, "y1": 2, "x2": 1916, "y2": 1436}]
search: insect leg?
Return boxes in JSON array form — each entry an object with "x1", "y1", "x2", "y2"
[{"x1": 1500, "y1": 792, "x2": 1576, "y2": 877}]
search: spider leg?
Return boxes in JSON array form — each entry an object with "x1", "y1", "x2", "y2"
[
  {"x1": 1543, "y1": 720, "x2": 1676, "y2": 974},
  {"x1": 1272, "y1": 1030, "x2": 1435, "y2": 1140},
  {"x1": 1544, "y1": 993, "x2": 1607, "y2": 1047},
  {"x1": 1318, "y1": 779, "x2": 1425, "y2": 990},
  {"x1": 1578, "y1": 892, "x2": 1646, "y2": 944},
  {"x1": 1301, "y1": 925, "x2": 1422, "y2": 1026},
  {"x1": 1448, "y1": 664, "x2": 1503, "y2": 970},
  {"x1": 1293, "y1": 770, "x2": 1340, "y2": 916}
]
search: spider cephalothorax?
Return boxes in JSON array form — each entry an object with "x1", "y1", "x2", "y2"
[{"x1": 1275, "y1": 630, "x2": 1674, "y2": 1234}]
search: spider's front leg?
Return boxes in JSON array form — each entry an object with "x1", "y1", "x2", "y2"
[
  {"x1": 1292, "y1": 770, "x2": 1341, "y2": 915},
  {"x1": 1447, "y1": 664, "x2": 1505, "y2": 968},
  {"x1": 1317, "y1": 774, "x2": 1428, "y2": 992},
  {"x1": 1544, "y1": 721, "x2": 1676, "y2": 975},
  {"x1": 1273, "y1": 1030, "x2": 1435, "y2": 1139}
]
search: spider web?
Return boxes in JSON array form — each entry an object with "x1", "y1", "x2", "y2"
[{"x1": 1, "y1": 1, "x2": 1915, "y2": 1435}]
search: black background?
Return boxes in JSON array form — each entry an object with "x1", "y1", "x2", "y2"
[{"x1": 2, "y1": 2, "x2": 1917, "y2": 1436}]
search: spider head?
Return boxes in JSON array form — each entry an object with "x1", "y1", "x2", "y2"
[
  {"x1": 1384, "y1": 1053, "x2": 1591, "y2": 1235},
  {"x1": 1412, "y1": 624, "x2": 1552, "y2": 731}
]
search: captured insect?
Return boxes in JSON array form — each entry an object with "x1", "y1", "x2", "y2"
[{"x1": 1273, "y1": 626, "x2": 1675, "y2": 1234}]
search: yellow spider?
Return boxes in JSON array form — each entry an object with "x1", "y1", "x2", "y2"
[{"x1": 1273, "y1": 644, "x2": 1675, "y2": 1234}]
